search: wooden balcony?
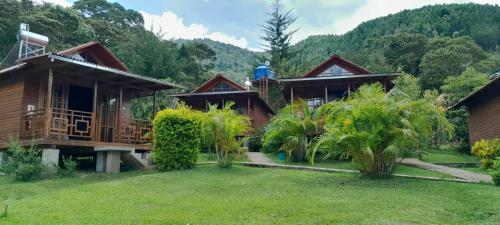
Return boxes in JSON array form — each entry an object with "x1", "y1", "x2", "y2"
[{"x1": 20, "y1": 108, "x2": 152, "y2": 145}]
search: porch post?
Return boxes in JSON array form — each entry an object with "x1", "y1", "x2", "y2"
[
  {"x1": 324, "y1": 85, "x2": 328, "y2": 103},
  {"x1": 347, "y1": 81, "x2": 351, "y2": 97},
  {"x1": 91, "y1": 80, "x2": 98, "y2": 141},
  {"x1": 247, "y1": 97, "x2": 251, "y2": 116},
  {"x1": 290, "y1": 86, "x2": 294, "y2": 105},
  {"x1": 117, "y1": 87, "x2": 123, "y2": 142},
  {"x1": 152, "y1": 90, "x2": 157, "y2": 119},
  {"x1": 44, "y1": 68, "x2": 53, "y2": 138}
]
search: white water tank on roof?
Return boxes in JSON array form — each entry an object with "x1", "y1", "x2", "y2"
[{"x1": 17, "y1": 23, "x2": 49, "y2": 46}]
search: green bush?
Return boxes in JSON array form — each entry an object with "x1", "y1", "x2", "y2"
[
  {"x1": 489, "y1": 157, "x2": 500, "y2": 186},
  {"x1": 248, "y1": 127, "x2": 265, "y2": 152},
  {"x1": 201, "y1": 102, "x2": 252, "y2": 168},
  {"x1": 262, "y1": 100, "x2": 320, "y2": 161},
  {"x1": 57, "y1": 156, "x2": 78, "y2": 177},
  {"x1": 153, "y1": 105, "x2": 202, "y2": 170},
  {"x1": 308, "y1": 82, "x2": 452, "y2": 178},
  {"x1": 471, "y1": 139, "x2": 500, "y2": 169},
  {"x1": 0, "y1": 140, "x2": 45, "y2": 181}
]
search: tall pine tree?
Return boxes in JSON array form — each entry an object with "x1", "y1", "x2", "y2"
[{"x1": 260, "y1": 0, "x2": 297, "y2": 78}]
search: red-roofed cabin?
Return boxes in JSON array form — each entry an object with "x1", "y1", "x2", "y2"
[
  {"x1": 172, "y1": 74, "x2": 274, "y2": 129},
  {"x1": 280, "y1": 55, "x2": 399, "y2": 108},
  {"x1": 0, "y1": 41, "x2": 179, "y2": 173}
]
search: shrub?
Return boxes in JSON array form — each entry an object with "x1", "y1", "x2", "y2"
[
  {"x1": 202, "y1": 102, "x2": 252, "y2": 168},
  {"x1": 248, "y1": 127, "x2": 265, "y2": 152},
  {"x1": 471, "y1": 139, "x2": 500, "y2": 169},
  {"x1": 57, "y1": 156, "x2": 78, "y2": 177},
  {"x1": 153, "y1": 104, "x2": 202, "y2": 170},
  {"x1": 262, "y1": 100, "x2": 320, "y2": 161},
  {"x1": 0, "y1": 140, "x2": 45, "y2": 181},
  {"x1": 489, "y1": 157, "x2": 500, "y2": 186},
  {"x1": 308, "y1": 83, "x2": 452, "y2": 178}
]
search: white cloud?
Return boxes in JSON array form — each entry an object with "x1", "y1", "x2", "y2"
[
  {"x1": 141, "y1": 10, "x2": 250, "y2": 49},
  {"x1": 33, "y1": 0, "x2": 72, "y2": 7}
]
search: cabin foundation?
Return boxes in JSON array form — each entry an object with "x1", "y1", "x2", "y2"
[{"x1": 41, "y1": 148, "x2": 60, "y2": 172}]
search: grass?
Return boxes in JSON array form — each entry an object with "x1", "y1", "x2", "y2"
[
  {"x1": 461, "y1": 167, "x2": 490, "y2": 175},
  {"x1": 421, "y1": 149, "x2": 479, "y2": 164},
  {"x1": 265, "y1": 153, "x2": 456, "y2": 179},
  {"x1": 198, "y1": 153, "x2": 249, "y2": 162},
  {"x1": 0, "y1": 165, "x2": 499, "y2": 224}
]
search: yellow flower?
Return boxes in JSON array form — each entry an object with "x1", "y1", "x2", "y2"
[{"x1": 343, "y1": 119, "x2": 352, "y2": 127}]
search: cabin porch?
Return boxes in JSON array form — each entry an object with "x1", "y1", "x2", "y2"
[{"x1": 2, "y1": 52, "x2": 179, "y2": 172}]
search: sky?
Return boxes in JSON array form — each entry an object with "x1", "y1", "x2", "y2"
[{"x1": 35, "y1": 0, "x2": 498, "y2": 51}]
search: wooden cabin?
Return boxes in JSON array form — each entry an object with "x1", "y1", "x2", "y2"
[
  {"x1": 171, "y1": 74, "x2": 274, "y2": 129},
  {"x1": 280, "y1": 55, "x2": 398, "y2": 108},
  {"x1": 451, "y1": 74, "x2": 500, "y2": 145},
  {"x1": 0, "y1": 41, "x2": 179, "y2": 172}
]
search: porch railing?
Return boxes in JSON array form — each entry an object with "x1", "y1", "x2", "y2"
[
  {"x1": 21, "y1": 109, "x2": 46, "y2": 139},
  {"x1": 50, "y1": 108, "x2": 93, "y2": 140},
  {"x1": 119, "y1": 119, "x2": 152, "y2": 144},
  {"x1": 20, "y1": 108, "x2": 152, "y2": 145}
]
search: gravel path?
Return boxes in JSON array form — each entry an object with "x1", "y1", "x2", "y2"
[
  {"x1": 245, "y1": 152, "x2": 277, "y2": 165},
  {"x1": 399, "y1": 158, "x2": 492, "y2": 183}
]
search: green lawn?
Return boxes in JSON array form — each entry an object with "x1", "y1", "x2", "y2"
[
  {"x1": 421, "y1": 150, "x2": 479, "y2": 164},
  {"x1": 461, "y1": 167, "x2": 490, "y2": 175},
  {"x1": 265, "y1": 153, "x2": 456, "y2": 179},
  {"x1": 198, "y1": 153, "x2": 249, "y2": 162},
  {"x1": 0, "y1": 165, "x2": 499, "y2": 224}
]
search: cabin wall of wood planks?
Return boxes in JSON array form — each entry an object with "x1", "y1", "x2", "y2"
[
  {"x1": 467, "y1": 94, "x2": 500, "y2": 145},
  {"x1": 0, "y1": 75, "x2": 25, "y2": 143}
]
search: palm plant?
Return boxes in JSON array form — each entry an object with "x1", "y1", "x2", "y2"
[
  {"x1": 262, "y1": 100, "x2": 321, "y2": 161},
  {"x1": 308, "y1": 83, "x2": 452, "y2": 178},
  {"x1": 202, "y1": 102, "x2": 252, "y2": 168}
]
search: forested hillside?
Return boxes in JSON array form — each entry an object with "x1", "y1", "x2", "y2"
[
  {"x1": 288, "y1": 3, "x2": 500, "y2": 79},
  {"x1": 176, "y1": 39, "x2": 267, "y2": 82}
]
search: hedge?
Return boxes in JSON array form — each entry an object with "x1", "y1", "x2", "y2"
[{"x1": 153, "y1": 105, "x2": 202, "y2": 170}]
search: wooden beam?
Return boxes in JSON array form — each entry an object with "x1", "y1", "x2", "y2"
[
  {"x1": 117, "y1": 87, "x2": 123, "y2": 142},
  {"x1": 44, "y1": 68, "x2": 54, "y2": 138},
  {"x1": 91, "y1": 80, "x2": 98, "y2": 141},
  {"x1": 324, "y1": 85, "x2": 328, "y2": 103},
  {"x1": 347, "y1": 82, "x2": 351, "y2": 97},
  {"x1": 152, "y1": 91, "x2": 157, "y2": 119},
  {"x1": 247, "y1": 97, "x2": 251, "y2": 116}
]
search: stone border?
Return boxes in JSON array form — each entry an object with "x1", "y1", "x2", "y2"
[{"x1": 196, "y1": 161, "x2": 483, "y2": 184}]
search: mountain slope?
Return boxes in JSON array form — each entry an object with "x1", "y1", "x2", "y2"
[
  {"x1": 289, "y1": 3, "x2": 500, "y2": 70},
  {"x1": 177, "y1": 38, "x2": 263, "y2": 82}
]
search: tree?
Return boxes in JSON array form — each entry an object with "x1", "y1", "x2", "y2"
[
  {"x1": 201, "y1": 102, "x2": 252, "y2": 168},
  {"x1": 261, "y1": 0, "x2": 297, "y2": 77},
  {"x1": 419, "y1": 36, "x2": 486, "y2": 90},
  {"x1": 262, "y1": 100, "x2": 320, "y2": 161},
  {"x1": 177, "y1": 42, "x2": 216, "y2": 88},
  {"x1": 308, "y1": 83, "x2": 452, "y2": 178},
  {"x1": 441, "y1": 67, "x2": 489, "y2": 150},
  {"x1": 73, "y1": 0, "x2": 144, "y2": 48},
  {"x1": 384, "y1": 33, "x2": 428, "y2": 74}
]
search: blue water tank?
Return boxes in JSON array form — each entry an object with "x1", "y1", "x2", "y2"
[{"x1": 253, "y1": 64, "x2": 274, "y2": 80}]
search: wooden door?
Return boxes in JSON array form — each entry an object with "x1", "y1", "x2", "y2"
[{"x1": 97, "y1": 91, "x2": 118, "y2": 142}]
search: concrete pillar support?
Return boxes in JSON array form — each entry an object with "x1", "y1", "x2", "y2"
[
  {"x1": 42, "y1": 148, "x2": 60, "y2": 173},
  {"x1": 106, "y1": 151, "x2": 121, "y2": 173},
  {"x1": 94, "y1": 146, "x2": 133, "y2": 173},
  {"x1": 96, "y1": 151, "x2": 106, "y2": 173}
]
